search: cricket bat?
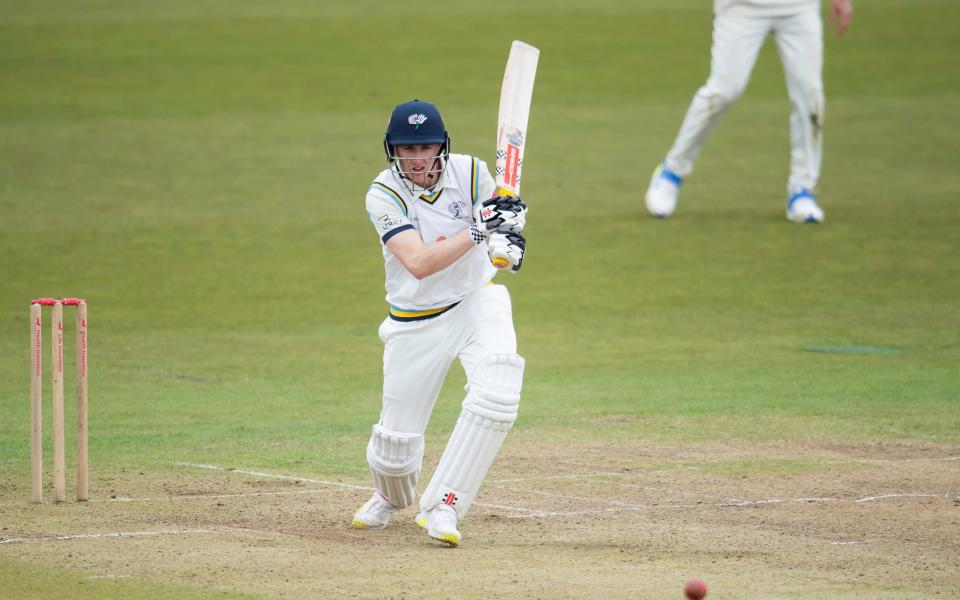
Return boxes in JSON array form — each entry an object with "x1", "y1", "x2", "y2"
[{"x1": 492, "y1": 40, "x2": 539, "y2": 269}]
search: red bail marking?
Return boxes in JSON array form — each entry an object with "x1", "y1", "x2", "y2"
[{"x1": 505, "y1": 144, "x2": 520, "y2": 187}]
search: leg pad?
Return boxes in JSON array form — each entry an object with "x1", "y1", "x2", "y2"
[{"x1": 367, "y1": 424, "x2": 424, "y2": 508}]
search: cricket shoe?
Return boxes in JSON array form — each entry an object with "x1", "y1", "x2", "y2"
[
  {"x1": 644, "y1": 163, "x2": 683, "y2": 218},
  {"x1": 786, "y1": 189, "x2": 824, "y2": 223},
  {"x1": 415, "y1": 504, "x2": 461, "y2": 547},
  {"x1": 352, "y1": 493, "x2": 397, "y2": 529}
]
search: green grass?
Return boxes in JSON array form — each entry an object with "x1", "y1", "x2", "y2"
[
  {"x1": 1, "y1": 0, "x2": 956, "y2": 484},
  {"x1": 0, "y1": 558, "x2": 264, "y2": 600},
  {"x1": 1, "y1": 0, "x2": 958, "y2": 597}
]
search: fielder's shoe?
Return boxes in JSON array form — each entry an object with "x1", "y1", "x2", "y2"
[
  {"x1": 352, "y1": 493, "x2": 397, "y2": 529},
  {"x1": 644, "y1": 163, "x2": 683, "y2": 218},
  {"x1": 786, "y1": 188, "x2": 824, "y2": 223},
  {"x1": 415, "y1": 504, "x2": 461, "y2": 547}
]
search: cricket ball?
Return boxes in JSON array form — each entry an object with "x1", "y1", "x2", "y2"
[{"x1": 683, "y1": 578, "x2": 707, "y2": 600}]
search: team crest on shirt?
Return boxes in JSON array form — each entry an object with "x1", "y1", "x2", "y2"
[{"x1": 447, "y1": 199, "x2": 468, "y2": 219}]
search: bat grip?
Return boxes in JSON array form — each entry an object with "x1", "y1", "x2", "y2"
[{"x1": 491, "y1": 187, "x2": 518, "y2": 268}]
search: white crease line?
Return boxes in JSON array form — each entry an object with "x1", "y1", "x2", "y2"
[
  {"x1": 173, "y1": 462, "x2": 544, "y2": 514},
  {"x1": 110, "y1": 488, "x2": 328, "y2": 502},
  {"x1": 0, "y1": 529, "x2": 216, "y2": 545},
  {"x1": 505, "y1": 493, "x2": 957, "y2": 520},
  {"x1": 172, "y1": 462, "x2": 371, "y2": 492},
  {"x1": 171, "y1": 461, "x2": 959, "y2": 520},
  {"x1": 725, "y1": 497, "x2": 841, "y2": 506},
  {"x1": 488, "y1": 472, "x2": 622, "y2": 483},
  {"x1": 856, "y1": 493, "x2": 949, "y2": 503},
  {"x1": 622, "y1": 485, "x2": 713, "y2": 498},
  {"x1": 832, "y1": 540, "x2": 872, "y2": 545},
  {"x1": 475, "y1": 501, "x2": 543, "y2": 513},
  {"x1": 486, "y1": 483, "x2": 649, "y2": 509}
]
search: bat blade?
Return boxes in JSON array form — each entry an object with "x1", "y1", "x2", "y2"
[
  {"x1": 492, "y1": 40, "x2": 539, "y2": 269},
  {"x1": 495, "y1": 40, "x2": 539, "y2": 197}
]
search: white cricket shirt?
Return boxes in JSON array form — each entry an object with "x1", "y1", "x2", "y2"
[
  {"x1": 715, "y1": 0, "x2": 819, "y2": 17},
  {"x1": 366, "y1": 153, "x2": 497, "y2": 318}
]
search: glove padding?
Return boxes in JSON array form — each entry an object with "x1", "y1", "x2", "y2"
[
  {"x1": 474, "y1": 194, "x2": 527, "y2": 237},
  {"x1": 488, "y1": 230, "x2": 526, "y2": 272}
]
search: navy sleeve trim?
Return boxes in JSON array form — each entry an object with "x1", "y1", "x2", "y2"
[{"x1": 381, "y1": 224, "x2": 415, "y2": 244}]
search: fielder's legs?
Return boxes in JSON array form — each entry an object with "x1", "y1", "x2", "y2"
[
  {"x1": 418, "y1": 285, "x2": 523, "y2": 545},
  {"x1": 664, "y1": 15, "x2": 772, "y2": 177},
  {"x1": 773, "y1": 11, "x2": 825, "y2": 195},
  {"x1": 647, "y1": 15, "x2": 772, "y2": 217}
]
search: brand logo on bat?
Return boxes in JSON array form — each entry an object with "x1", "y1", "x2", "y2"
[
  {"x1": 504, "y1": 144, "x2": 521, "y2": 187},
  {"x1": 408, "y1": 113, "x2": 427, "y2": 129},
  {"x1": 507, "y1": 130, "x2": 524, "y2": 148}
]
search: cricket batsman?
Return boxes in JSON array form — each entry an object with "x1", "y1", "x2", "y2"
[
  {"x1": 645, "y1": 0, "x2": 854, "y2": 223},
  {"x1": 352, "y1": 100, "x2": 527, "y2": 546}
]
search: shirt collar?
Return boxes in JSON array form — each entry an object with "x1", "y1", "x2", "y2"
[{"x1": 431, "y1": 162, "x2": 460, "y2": 192}]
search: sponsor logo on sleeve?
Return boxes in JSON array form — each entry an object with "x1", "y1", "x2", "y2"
[{"x1": 376, "y1": 213, "x2": 403, "y2": 231}]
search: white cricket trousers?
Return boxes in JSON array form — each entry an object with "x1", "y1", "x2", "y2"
[
  {"x1": 664, "y1": 10, "x2": 824, "y2": 193},
  {"x1": 376, "y1": 283, "x2": 518, "y2": 434}
]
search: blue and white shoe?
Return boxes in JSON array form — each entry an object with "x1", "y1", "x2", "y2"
[
  {"x1": 786, "y1": 189, "x2": 824, "y2": 223},
  {"x1": 645, "y1": 163, "x2": 683, "y2": 219}
]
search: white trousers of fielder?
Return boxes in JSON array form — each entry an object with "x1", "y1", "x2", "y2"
[
  {"x1": 367, "y1": 283, "x2": 523, "y2": 521},
  {"x1": 664, "y1": 10, "x2": 824, "y2": 193}
]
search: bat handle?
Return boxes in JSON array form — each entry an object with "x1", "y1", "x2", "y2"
[
  {"x1": 491, "y1": 217, "x2": 511, "y2": 267},
  {"x1": 491, "y1": 187, "x2": 517, "y2": 269}
]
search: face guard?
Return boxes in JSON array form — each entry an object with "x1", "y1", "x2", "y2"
[
  {"x1": 385, "y1": 146, "x2": 447, "y2": 192},
  {"x1": 383, "y1": 100, "x2": 451, "y2": 192}
]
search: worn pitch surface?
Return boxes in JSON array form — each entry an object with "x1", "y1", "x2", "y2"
[{"x1": 3, "y1": 441, "x2": 958, "y2": 599}]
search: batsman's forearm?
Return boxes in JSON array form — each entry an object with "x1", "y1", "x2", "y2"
[{"x1": 404, "y1": 229, "x2": 474, "y2": 280}]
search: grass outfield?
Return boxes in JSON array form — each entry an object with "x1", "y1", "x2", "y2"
[{"x1": 1, "y1": 1, "x2": 958, "y2": 598}]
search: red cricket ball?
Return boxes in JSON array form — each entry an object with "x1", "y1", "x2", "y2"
[{"x1": 683, "y1": 578, "x2": 708, "y2": 600}]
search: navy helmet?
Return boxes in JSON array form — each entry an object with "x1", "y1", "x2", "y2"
[
  {"x1": 384, "y1": 100, "x2": 450, "y2": 154},
  {"x1": 383, "y1": 100, "x2": 451, "y2": 190}
]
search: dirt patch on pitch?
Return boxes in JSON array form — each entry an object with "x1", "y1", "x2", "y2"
[{"x1": 2, "y1": 441, "x2": 958, "y2": 599}]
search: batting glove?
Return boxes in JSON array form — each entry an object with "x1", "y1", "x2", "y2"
[{"x1": 488, "y1": 230, "x2": 526, "y2": 272}]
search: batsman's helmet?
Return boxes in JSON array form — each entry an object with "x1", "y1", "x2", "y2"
[{"x1": 383, "y1": 99, "x2": 451, "y2": 156}]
